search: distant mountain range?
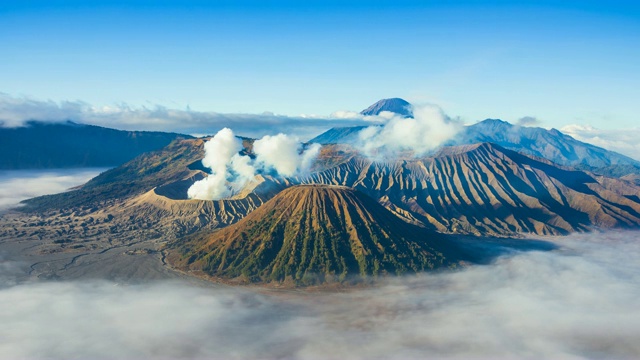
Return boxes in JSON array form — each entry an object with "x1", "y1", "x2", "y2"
[
  {"x1": 0, "y1": 121, "x2": 191, "y2": 169},
  {"x1": 456, "y1": 119, "x2": 639, "y2": 169},
  {"x1": 310, "y1": 98, "x2": 640, "y2": 178}
]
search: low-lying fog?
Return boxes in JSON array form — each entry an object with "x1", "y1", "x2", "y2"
[
  {"x1": 0, "y1": 231, "x2": 638, "y2": 359},
  {"x1": 0, "y1": 168, "x2": 107, "y2": 211}
]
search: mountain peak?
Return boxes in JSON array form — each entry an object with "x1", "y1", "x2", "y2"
[
  {"x1": 361, "y1": 98, "x2": 413, "y2": 117},
  {"x1": 477, "y1": 118, "x2": 512, "y2": 126}
]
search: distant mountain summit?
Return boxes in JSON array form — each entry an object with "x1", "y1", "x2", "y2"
[
  {"x1": 169, "y1": 185, "x2": 462, "y2": 286},
  {"x1": 309, "y1": 98, "x2": 412, "y2": 144},
  {"x1": 360, "y1": 98, "x2": 413, "y2": 117}
]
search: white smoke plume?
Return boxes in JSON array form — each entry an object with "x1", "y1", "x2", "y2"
[
  {"x1": 355, "y1": 104, "x2": 462, "y2": 157},
  {"x1": 253, "y1": 134, "x2": 321, "y2": 177},
  {"x1": 187, "y1": 128, "x2": 320, "y2": 200},
  {"x1": 186, "y1": 128, "x2": 249, "y2": 200}
]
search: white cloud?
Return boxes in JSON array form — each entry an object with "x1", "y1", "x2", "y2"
[
  {"x1": 516, "y1": 115, "x2": 541, "y2": 127},
  {"x1": 0, "y1": 231, "x2": 639, "y2": 358},
  {"x1": 355, "y1": 104, "x2": 463, "y2": 158},
  {"x1": 0, "y1": 168, "x2": 106, "y2": 212},
  {"x1": 561, "y1": 124, "x2": 640, "y2": 161},
  {"x1": 329, "y1": 109, "x2": 394, "y2": 122},
  {"x1": 0, "y1": 93, "x2": 383, "y2": 140}
]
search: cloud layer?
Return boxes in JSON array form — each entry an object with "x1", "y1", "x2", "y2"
[
  {"x1": 1, "y1": 231, "x2": 639, "y2": 358},
  {"x1": 0, "y1": 168, "x2": 106, "y2": 211},
  {"x1": 0, "y1": 93, "x2": 380, "y2": 140},
  {"x1": 187, "y1": 128, "x2": 321, "y2": 200},
  {"x1": 561, "y1": 124, "x2": 640, "y2": 161}
]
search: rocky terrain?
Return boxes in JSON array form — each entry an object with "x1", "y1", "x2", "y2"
[{"x1": 455, "y1": 119, "x2": 640, "y2": 169}]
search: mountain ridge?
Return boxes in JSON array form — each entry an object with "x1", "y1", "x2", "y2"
[
  {"x1": 310, "y1": 99, "x2": 640, "y2": 175},
  {"x1": 278, "y1": 142, "x2": 640, "y2": 236},
  {"x1": 0, "y1": 121, "x2": 191, "y2": 169}
]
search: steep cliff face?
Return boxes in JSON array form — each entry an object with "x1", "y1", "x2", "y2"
[{"x1": 170, "y1": 185, "x2": 461, "y2": 286}]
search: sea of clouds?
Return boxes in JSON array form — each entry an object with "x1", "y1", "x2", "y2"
[
  {"x1": 1, "y1": 230, "x2": 639, "y2": 359},
  {"x1": 0, "y1": 168, "x2": 107, "y2": 212}
]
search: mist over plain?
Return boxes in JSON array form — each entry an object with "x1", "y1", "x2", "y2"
[
  {"x1": 0, "y1": 169, "x2": 107, "y2": 211},
  {"x1": 1, "y1": 230, "x2": 639, "y2": 359}
]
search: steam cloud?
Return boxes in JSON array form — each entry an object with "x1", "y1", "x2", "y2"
[
  {"x1": 187, "y1": 128, "x2": 321, "y2": 200},
  {"x1": 355, "y1": 104, "x2": 462, "y2": 157},
  {"x1": 0, "y1": 231, "x2": 639, "y2": 358}
]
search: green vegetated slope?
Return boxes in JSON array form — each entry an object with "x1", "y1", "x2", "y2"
[{"x1": 170, "y1": 185, "x2": 463, "y2": 286}]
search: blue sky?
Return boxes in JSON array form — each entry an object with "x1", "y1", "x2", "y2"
[{"x1": 1, "y1": 0, "x2": 639, "y2": 129}]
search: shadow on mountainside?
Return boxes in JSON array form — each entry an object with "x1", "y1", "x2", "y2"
[{"x1": 447, "y1": 234, "x2": 559, "y2": 265}]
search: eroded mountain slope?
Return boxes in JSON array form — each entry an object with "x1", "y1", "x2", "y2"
[{"x1": 275, "y1": 143, "x2": 640, "y2": 235}]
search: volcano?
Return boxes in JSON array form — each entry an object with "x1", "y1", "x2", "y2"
[
  {"x1": 170, "y1": 185, "x2": 462, "y2": 286},
  {"x1": 360, "y1": 98, "x2": 413, "y2": 117}
]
